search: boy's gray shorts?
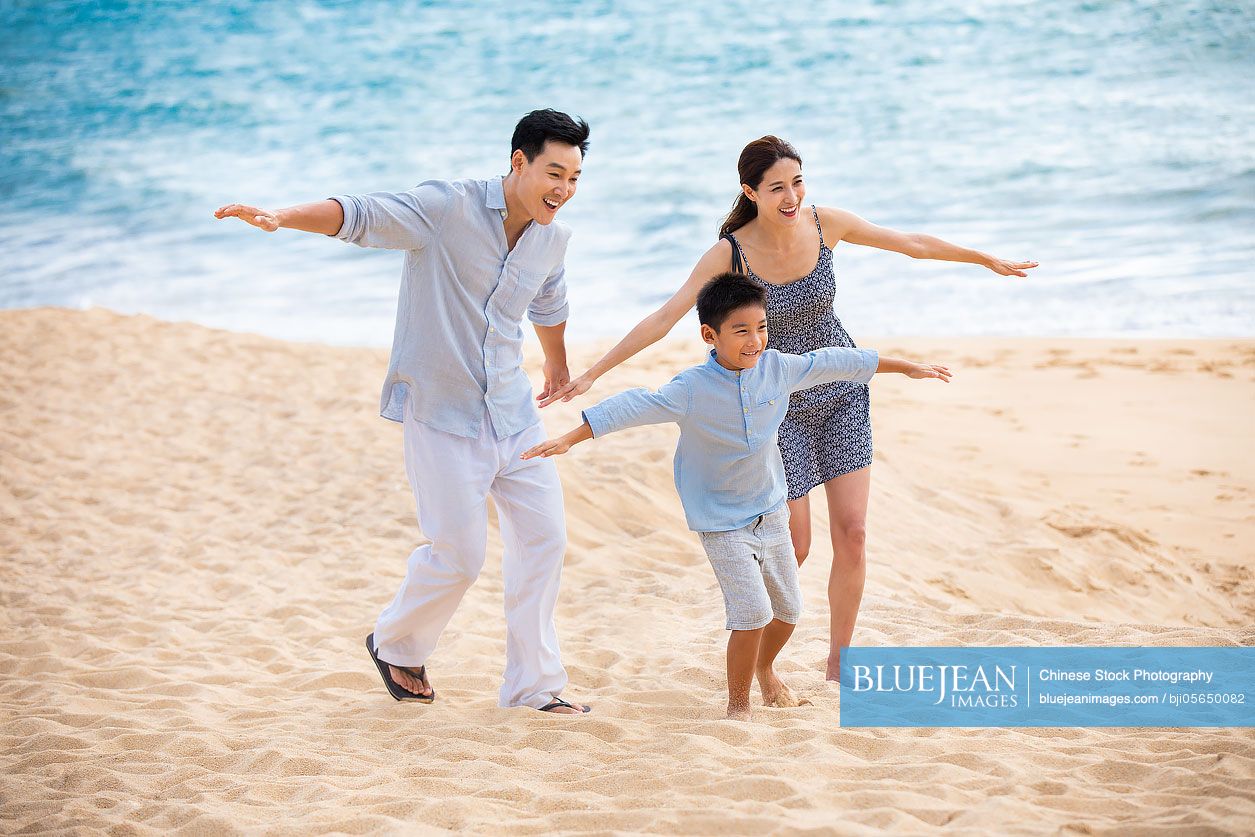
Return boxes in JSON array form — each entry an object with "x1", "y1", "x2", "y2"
[{"x1": 698, "y1": 506, "x2": 802, "y2": 631}]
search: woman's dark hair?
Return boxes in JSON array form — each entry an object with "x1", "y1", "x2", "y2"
[
  {"x1": 696, "y1": 272, "x2": 768, "y2": 332},
  {"x1": 511, "y1": 109, "x2": 591, "y2": 161},
  {"x1": 718, "y1": 136, "x2": 802, "y2": 238}
]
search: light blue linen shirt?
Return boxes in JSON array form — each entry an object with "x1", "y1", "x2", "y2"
[
  {"x1": 581, "y1": 347, "x2": 879, "y2": 532},
  {"x1": 331, "y1": 176, "x2": 570, "y2": 439}
]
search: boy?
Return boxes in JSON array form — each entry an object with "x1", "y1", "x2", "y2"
[{"x1": 521, "y1": 272, "x2": 950, "y2": 720}]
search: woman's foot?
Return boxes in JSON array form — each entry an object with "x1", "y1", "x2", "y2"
[
  {"x1": 826, "y1": 652, "x2": 841, "y2": 683},
  {"x1": 726, "y1": 700, "x2": 753, "y2": 721}
]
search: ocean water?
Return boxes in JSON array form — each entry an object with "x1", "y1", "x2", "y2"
[{"x1": 2, "y1": 0, "x2": 1252, "y2": 345}]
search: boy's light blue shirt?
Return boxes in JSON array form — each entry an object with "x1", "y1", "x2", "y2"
[
  {"x1": 581, "y1": 347, "x2": 879, "y2": 533},
  {"x1": 331, "y1": 176, "x2": 570, "y2": 440}
]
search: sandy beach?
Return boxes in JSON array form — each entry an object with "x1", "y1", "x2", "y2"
[{"x1": 1, "y1": 307, "x2": 1252, "y2": 834}]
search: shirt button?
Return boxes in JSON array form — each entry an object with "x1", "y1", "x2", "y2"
[
  {"x1": 769, "y1": 400, "x2": 775, "y2": 405},
  {"x1": 489, "y1": 326, "x2": 496, "y2": 333},
  {"x1": 743, "y1": 407, "x2": 749, "y2": 414}
]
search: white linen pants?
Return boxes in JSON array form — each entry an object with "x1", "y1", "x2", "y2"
[{"x1": 372, "y1": 403, "x2": 569, "y2": 709}]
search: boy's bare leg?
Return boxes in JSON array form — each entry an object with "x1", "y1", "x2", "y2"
[
  {"x1": 755, "y1": 619, "x2": 809, "y2": 707},
  {"x1": 726, "y1": 628, "x2": 764, "y2": 720}
]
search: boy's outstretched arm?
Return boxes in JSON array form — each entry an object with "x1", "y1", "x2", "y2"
[
  {"x1": 522, "y1": 421, "x2": 594, "y2": 460},
  {"x1": 781, "y1": 347, "x2": 952, "y2": 392},
  {"x1": 524, "y1": 376, "x2": 691, "y2": 460},
  {"x1": 877, "y1": 355, "x2": 952, "y2": 382}
]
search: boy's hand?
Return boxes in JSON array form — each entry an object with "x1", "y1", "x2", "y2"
[
  {"x1": 521, "y1": 422, "x2": 594, "y2": 460},
  {"x1": 521, "y1": 437, "x2": 573, "y2": 459},
  {"x1": 214, "y1": 203, "x2": 280, "y2": 232},
  {"x1": 906, "y1": 363, "x2": 952, "y2": 382}
]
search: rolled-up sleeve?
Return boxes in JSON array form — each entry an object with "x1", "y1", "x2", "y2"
[
  {"x1": 330, "y1": 180, "x2": 452, "y2": 250},
  {"x1": 528, "y1": 263, "x2": 570, "y2": 326},
  {"x1": 780, "y1": 347, "x2": 879, "y2": 392},
  {"x1": 581, "y1": 377, "x2": 691, "y2": 438}
]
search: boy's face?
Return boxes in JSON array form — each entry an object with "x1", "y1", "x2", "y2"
[
  {"x1": 510, "y1": 140, "x2": 582, "y2": 225},
  {"x1": 702, "y1": 304, "x2": 768, "y2": 371}
]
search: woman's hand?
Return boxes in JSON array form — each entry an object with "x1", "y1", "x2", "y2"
[
  {"x1": 985, "y1": 257, "x2": 1038, "y2": 277},
  {"x1": 906, "y1": 363, "x2": 952, "y2": 382},
  {"x1": 214, "y1": 203, "x2": 281, "y2": 232},
  {"x1": 538, "y1": 373, "x2": 594, "y2": 408}
]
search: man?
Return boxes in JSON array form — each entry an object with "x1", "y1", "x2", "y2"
[{"x1": 214, "y1": 109, "x2": 591, "y2": 714}]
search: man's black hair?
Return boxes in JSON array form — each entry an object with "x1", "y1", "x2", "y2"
[
  {"x1": 696, "y1": 272, "x2": 768, "y2": 332},
  {"x1": 511, "y1": 109, "x2": 591, "y2": 162}
]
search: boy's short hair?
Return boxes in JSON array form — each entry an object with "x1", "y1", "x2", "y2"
[
  {"x1": 697, "y1": 272, "x2": 768, "y2": 332},
  {"x1": 512, "y1": 109, "x2": 591, "y2": 161}
]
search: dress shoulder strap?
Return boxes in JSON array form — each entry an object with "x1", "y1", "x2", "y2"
[
  {"x1": 721, "y1": 233, "x2": 747, "y2": 275},
  {"x1": 811, "y1": 205, "x2": 825, "y2": 249}
]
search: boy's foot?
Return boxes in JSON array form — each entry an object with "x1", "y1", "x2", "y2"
[
  {"x1": 757, "y1": 667, "x2": 811, "y2": 707},
  {"x1": 725, "y1": 702, "x2": 753, "y2": 721},
  {"x1": 826, "y1": 653, "x2": 841, "y2": 683}
]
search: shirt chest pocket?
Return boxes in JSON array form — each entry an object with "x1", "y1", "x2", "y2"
[
  {"x1": 752, "y1": 392, "x2": 786, "y2": 425},
  {"x1": 501, "y1": 268, "x2": 546, "y2": 313}
]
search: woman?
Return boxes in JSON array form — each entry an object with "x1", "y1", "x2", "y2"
[{"x1": 541, "y1": 136, "x2": 1037, "y2": 680}]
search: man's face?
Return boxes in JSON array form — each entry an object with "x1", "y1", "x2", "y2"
[
  {"x1": 702, "y1": 304, "x2": 769, "y2": 370},
  {"x1": 510, "y1": 140, "x2": 582, "y2": 225}
]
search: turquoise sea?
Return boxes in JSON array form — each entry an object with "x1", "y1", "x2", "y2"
[{"x1": 2, "y1": 1, "x2": 1252, "y2": 343}]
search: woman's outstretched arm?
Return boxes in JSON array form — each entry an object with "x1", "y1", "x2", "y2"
[
  {"x1": 537, "y1": 238, "x2": 733, "y2": 407},
  {"x1": 818, "y1": 207, "x2": 1038, "y2": 277}
]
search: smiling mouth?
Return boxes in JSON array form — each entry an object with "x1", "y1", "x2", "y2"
[
  {"x1": 741, "y1": 349, "x2": 760, "y2": 358},
  {"x1": 542, "y1": 197, "x2": 561, "y2": 211},
  {"x1": 779, "y1": 205, "x2": 798, "y2": 217}
]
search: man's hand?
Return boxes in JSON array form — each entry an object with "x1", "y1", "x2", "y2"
[
  {"x1": 538, "y1": 373, "x2": 594, "y2": 408},
  {"x1": 906, "y1": 363, "x2": 952, "y2": 382},
  {"x1": 214, "y1": 203, "x2": 280, "y2": 232},
  {"x1": 537, "y1": 360, "x2": 571, "y2": 403}
]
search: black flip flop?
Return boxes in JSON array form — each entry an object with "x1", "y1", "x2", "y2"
[
  {"x1": 365, "y1": 633, "x2": 435, "y2": 703},
  {"x1": 538, "y1": 696, "x2": 590, "y2": 714}
]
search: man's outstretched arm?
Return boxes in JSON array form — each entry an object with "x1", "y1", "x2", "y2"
[{"x1": 214, "y1": 200, "x2": 343, "y2": 235}]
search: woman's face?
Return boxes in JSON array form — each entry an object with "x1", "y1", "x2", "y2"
[{"x1": 744, "y1": 157, "x2": 805, "y2": 227}]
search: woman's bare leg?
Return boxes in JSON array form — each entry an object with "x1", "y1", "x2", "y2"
[
  {"x1": 822, "y1": 466, "x2": 872, "y2": 682},
  {"x1": 787, "y1": 495, "x2": 811, "y2": 566}
]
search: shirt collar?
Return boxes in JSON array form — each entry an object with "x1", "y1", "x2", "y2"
[
  {"x1": 705, "y1": 349, "x2": 744, "y2": 378},
  {"x1": 486, "y1": 175, "x2": 507, "y2": 219}
]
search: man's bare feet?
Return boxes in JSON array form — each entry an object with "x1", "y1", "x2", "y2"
[
  {"x1": 539, "y1": 696, "x2": 590, "y2": 715},
  {"x1": 726, "y1": 701, "x2": 753, "y2": 721},
  {"x1": 757, "y1": 667, "x2": 812, "y2": 707},
  {"x1": 543, "y1": 702, "x2": 589, "y2": 715},
  {"x1": 389, "y1": 665, "x2": 432, "y2": 699}
]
